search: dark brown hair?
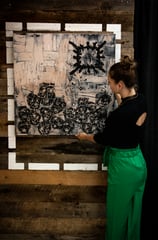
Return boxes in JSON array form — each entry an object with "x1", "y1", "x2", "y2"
[{"x1": 109, "y1": 56, "x2": 138, "y2": 89}]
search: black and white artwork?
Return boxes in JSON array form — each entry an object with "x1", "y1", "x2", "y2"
[{"x1": 13, "y1": 32, "x2": 116, "y2": 135}]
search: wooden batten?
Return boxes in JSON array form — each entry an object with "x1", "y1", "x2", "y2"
[{"x1": 0, "y1": 170, "x2": 107, "y2": 186}]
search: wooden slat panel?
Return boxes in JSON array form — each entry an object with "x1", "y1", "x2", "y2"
[
  {"x1": 0, "y1": 78, "x2": 7, "y2": 95},
  {"x1": 0, "y1": 114, "x2": 8, "y2": 137},
  {"x1": 0, "y1": 11, "x2": 134, "y2": 32},
  {"x1": 0, "y1": 154, "x2": 8, "y2": 169},
  {"x1": 0, "y1": 65, "x2": 7, "y2": 80},
  {"x1": 0, "y1": 218, "x2": 105, "y2": 234},
  {"x1": 0, "y1": 185, "x2": 106, "y2": 202},
  {"x1": 0, "y1": 234, "x2": 105, "y2": 240},
  {"x1": 1, "y1": 0, "x2": 104, "y2": 11},
  {"x1": 0, "y1": 0, "x2": 134, "y2": 11},
  {"x1": 0, "y1": 137, "x2": 8, "y2": 152},
  {"x1": 16, "y1": 136, "x2": 103, "y2": 154},
  {"x1": 0, "y1": 46, "x2": 6, "y2": 63},
  {"x1": 0, "y1": 170, "x2": 107, "y2": 185},
  {"x1": 121, "y1": 31, "x2": 134, "y2": 57},
  {"x1": 16, "y1": 153, "x2": 102, "y2": 163},
  {"x1": 0, "y1": 202, "x2": 105, "y2": 218},
  {"x1": 0, "y1": 98, "x2": 7, "y2": 112},
  {"x1": 0, "y1": 184, "x2": 106, "y2": 238}
]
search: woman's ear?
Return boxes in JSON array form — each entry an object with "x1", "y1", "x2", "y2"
[{"x1": 118, "y1": 80, "x2": 124, "y2": 89}]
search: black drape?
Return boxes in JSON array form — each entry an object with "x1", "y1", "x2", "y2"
[{"x1": 134, "y1": 0, "x2": 158, "y2": 239}]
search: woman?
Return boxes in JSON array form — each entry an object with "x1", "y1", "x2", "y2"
[{"x1": 76, "y1": 56, "x2": 147, "y2": 240}]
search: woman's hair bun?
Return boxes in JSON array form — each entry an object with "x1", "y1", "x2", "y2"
[{"x1": 121, "y1": 55, "x2": 137, "y2": 70}]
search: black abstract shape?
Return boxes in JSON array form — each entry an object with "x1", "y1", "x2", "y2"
[
  {"x1": 27, "y1": 92, "x2": 41, "y2": 109},
  {"x1": 51, "y1": 97, "x2": 66, "y2": 114},
  {"x1": 62, "y1": 120, "x2": 75, "y2": 134},
  {"x1": 69, "y1": 40, "x2": 106, "y2": 75},
  {"x1": 82, "y1": 122, "x2": 96, "y2": 134},
  {"x1": 38, "y1": 82, "x2": 55, "y2": 106},
  {"x1": 17, "y1": 80, "x2": 113, "y2": 135},
  {"x1": 64, "y1": 107, "x2": 76, "y2": 120},
  {"x1": 52, "y1": 116, "x2": 64, "y2": 129},
  {"x1": 29, "y1": 110, "x2": 41, "y2": 125},
  {"x1": 40, "y1": 107, "x2": 52, "y2": 122},
  {"x1": 18, "y1": 121, "x2": 31, "y2": 134},
  {"x1": 38, "y1": 121, "x2": 52, "y2": 136},
  {"x1": 96, "y1": 91, "x2": 112, "y2": 105},
  {"x1": 18, "y1": 106, "x2": 30, "y2": 121}
]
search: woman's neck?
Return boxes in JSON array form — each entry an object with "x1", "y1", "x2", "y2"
[{"x1": 120, "y1": 87, "x2": 136, "y2": 99}]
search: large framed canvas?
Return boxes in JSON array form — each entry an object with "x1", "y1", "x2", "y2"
[{"x1": 13, "y1": 32, "x2": 116, "y2": 136}]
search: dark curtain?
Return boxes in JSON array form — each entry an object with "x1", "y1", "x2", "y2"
[{"x1": 134, "y1": 0, "x2": 158, "y2": 239}]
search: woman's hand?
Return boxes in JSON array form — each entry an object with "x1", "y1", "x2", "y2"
[
  {"x1": 115, "y1": 93, "x2": 122, "y2": 105},
  {"x1": 75, "y1": 132, "x2": 88, "y2": 141},
  {"x1": 75, "y1": 132, "x2": 95, "y2": 143}
]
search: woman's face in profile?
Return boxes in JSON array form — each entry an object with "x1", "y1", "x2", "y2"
[{"x1": 108, "y1": 75, "x2": 120, "y2": 94}]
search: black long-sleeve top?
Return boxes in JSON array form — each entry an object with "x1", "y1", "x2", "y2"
[{"x1": 93, "y1": 93, "x2": 147, "y2": 148}]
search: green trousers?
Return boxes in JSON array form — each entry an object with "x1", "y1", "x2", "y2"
[{"x1": 103, "y1": 146, "x2": 147, "y2": 240}]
